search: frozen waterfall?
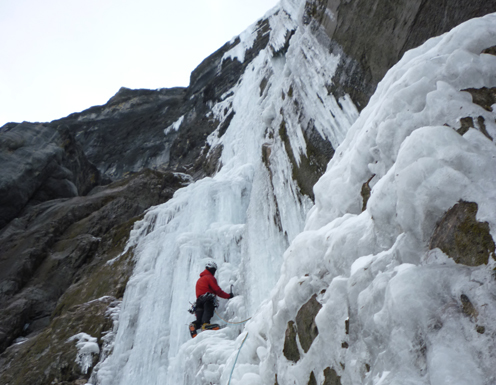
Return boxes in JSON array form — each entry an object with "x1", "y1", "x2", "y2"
[
  {"x1": 93, "y1": 5, "x2": 358, "y2": 385},
  {"x1": 94, "y1": 4, "x2": 496, "y2": 385}
]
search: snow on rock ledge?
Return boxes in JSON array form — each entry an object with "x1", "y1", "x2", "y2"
[{"x1": 67, "y1": 333, "x2": 100, "y2": 374}]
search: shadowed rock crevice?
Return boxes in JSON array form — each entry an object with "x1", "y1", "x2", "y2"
[
  {"x1": 455, "y1": 115, "x2": 493, "y2": 141},
  {"x1": 282, "y1": 294, "x2": 322, "y2": 363},
  {"x1": 283, "y1": 320, "x2": 300, "y2": 362},
  {"x1": 308, "y1": 371, "x2": 317, "y2": 385},
  {"x1": 279, "y1": 120, "x2": 335, "y2": 201},
  {"x1": 323, "y1": 367, "x2": 342, "y2": 385},
  {"x1": 361, "y1": 175, "x2": 375, "y2": 212},
  {"x1": 295, "y1": 294, "x2": 322, "y2": 353},
  {"x1": 462, "y1": 87, "x2": 496, "y2": 112},
  {"x1": 460, "y1": 294, "x2": 478, "y2": 320},
  {"x1": 482, "y1": 46, "x2": 496, "y2": 55},
  {"x1": 459, "y1": 294, "x2": 487, "y2": 334}
]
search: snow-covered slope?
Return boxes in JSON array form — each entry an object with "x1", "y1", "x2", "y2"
[{"x1": 92, "y1": 4, "x2": 496, "y2": 385}]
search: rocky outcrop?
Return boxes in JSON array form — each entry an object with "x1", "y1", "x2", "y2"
[
  {"x1": 279, "y1": 120, "x2": 335, "y2": 201},
  {"x1": 283, "y1": 321, "x2": 300, "y2": 362},
  {"x1": 0, "y1": 169, "x2": 189, "y2": 356},
  {"x1": 305, "y1": 0, "x2": 496, "y2": 109},
  {"x1": 323, "y1": 367, "x2": 342, "y2": 385},
  {"x1": 295, "y1": 294, "x2": 322, "y2": 353},
  {"x1": 0, "y1": 122, "x2": 100, "y2": 230},
  {"x1": 45, "y1": 18, "x2": 273, "y2": 183},
  {"x1": 0, "y1": 296, "x2": 118, "y2": 385},
  {"x1": 429, "y1": 200, "x2": 496, "y2": 266},
  {"x1": 282, "y1": 295, "x2": 322, "y2": 362}
]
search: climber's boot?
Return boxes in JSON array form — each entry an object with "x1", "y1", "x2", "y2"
[
  {"x1": 189, "y1": 323, "x2": 198, "y2": 338},
  {"x1": 201, "y1": 323, "x2": 220, "y2": 331}
]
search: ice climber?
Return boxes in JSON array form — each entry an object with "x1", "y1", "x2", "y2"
[{"x1": 189, "y1": 261, "x2": 234, "y2": 338}]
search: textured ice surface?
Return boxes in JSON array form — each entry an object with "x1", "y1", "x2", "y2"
[
  {"x1": 93, "y1": 4, "x2": 357, "y2": 385},
  {"x1": 93, "y1": 5, "x2": 496, "y2": 385},
  {"x1": 265, "y1": 12, "x2": 496, "y2": 385}
]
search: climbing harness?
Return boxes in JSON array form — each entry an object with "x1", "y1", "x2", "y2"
[
  {"x1": 188, "y1": 293, "x2": 219, "y2": 314},
  {"x1": 187, "y1": 302, "x2": 196, "y2": 314},
  {"x1": 227, "y1": 332, "x2": 249, "y2": 385},
  {"x1": 214, "y1": 309, "x2": 252, "y2": 324}
]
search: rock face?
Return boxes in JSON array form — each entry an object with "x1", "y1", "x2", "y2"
[
  {"x1": 0, "y1": 296, "x2": 118, "y2": 385},
  {"x1": 283, "y1": 321, "x2": 300, "y2": 362},
  {"x1": 0, "y1": 122, "x2": 100, "y2": 230},
  {"x1": 323, "y1": 367, "x2": 342, "y2": 385},
  {"x1": 295, "y1": 294, "x2": 322, "y2": 353},
  {"x1": 429, "y1": 201, "x2": 496, "y2": 266},
  {"x1": 283, "y1": 295, "x2": 322, "y2": 362},
  {"x1": 47, "y1": 19, "x2": 274, "y2": 182},
  {"x1": 305, "y1": 0, "x2": 496, "y2": 109},
  {"x1": 0, "y1": 169, "x2": 189, "y2": 368}
]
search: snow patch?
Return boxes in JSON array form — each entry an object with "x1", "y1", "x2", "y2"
[
  {"x1": 223, "y1": 23, "x2": 258, "y2": 64},
  {"x1": 67, "y1": 333, "x2": 100, "y2": 374},
  {"x1": 164, "y1": 115, "x2": 184, "y2": 135}
]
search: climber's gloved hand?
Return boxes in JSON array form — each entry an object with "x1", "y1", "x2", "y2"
[{"x1": 229, "y1": 293, "x2": 235, "y2": 299}]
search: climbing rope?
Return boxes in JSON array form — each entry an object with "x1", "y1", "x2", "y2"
[
  {"x1": 214, "y1": 309, "x2": 252, "y2": 325},
  {"x1": 227, "y1": 332, "x2": 249, "y2": 385}
]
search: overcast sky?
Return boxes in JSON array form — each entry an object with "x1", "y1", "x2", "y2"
[{"x1": 0, "y1": 0, "x2": 280, "y2": 127}]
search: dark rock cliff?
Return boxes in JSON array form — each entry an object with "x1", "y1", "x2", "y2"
[
  {"x1": 306, "y1": 0, "x2": 496, "y2": 109},
  {"x1": 0, "y1": 169, "x2": 189, "y2": 357},
  {"x1": 45, "y1": 18, "x2": 273, "y2": 183},
  {"x1": 0, "y1": 123, "x2": 100, "y2": 230}
]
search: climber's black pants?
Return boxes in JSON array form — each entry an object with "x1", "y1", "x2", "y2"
[{"x1": 193, "y1": 293, "x2": 215, "y2": 329}]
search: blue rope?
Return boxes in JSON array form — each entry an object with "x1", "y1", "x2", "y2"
[{"x1": 227, "y1": 332, "x2": 249, "y2": 385}]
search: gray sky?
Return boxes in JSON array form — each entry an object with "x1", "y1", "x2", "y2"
[{"x1": 0, "y1": 0, "x2": 280, "y2": 126}]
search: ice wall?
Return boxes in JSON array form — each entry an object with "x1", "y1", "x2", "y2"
[
  {"x1": 92, "y1": 5, "x2": 358, "y2": 385},
  {"x1": 222, "y1": 12, "x2": 496, "y2": 385},
  {"x1": 93, "y1": 4, "x2": 496, "y2": 385}
]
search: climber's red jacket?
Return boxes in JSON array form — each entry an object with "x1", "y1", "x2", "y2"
[{"x1": 196, "y1": 269, "x2": 230, "y2": 299}]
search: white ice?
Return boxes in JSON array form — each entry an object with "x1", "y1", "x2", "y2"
[
  {"x1": 257, "y1": 11, "x2": 496, "y2": 385},
  {"x1": 91, "y1": 3, "x2": 496, "y2": 385},
  {"x1": 68, "y1": 332, "x2": 100, "y2": 375},
  {"x1": 93, "y1": 3, "x2": 357, "y2": 385}
]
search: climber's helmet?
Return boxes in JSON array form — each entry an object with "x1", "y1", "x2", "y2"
[{"x1": 206, "y1": 260, "x2": 217, "y2": 274}]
